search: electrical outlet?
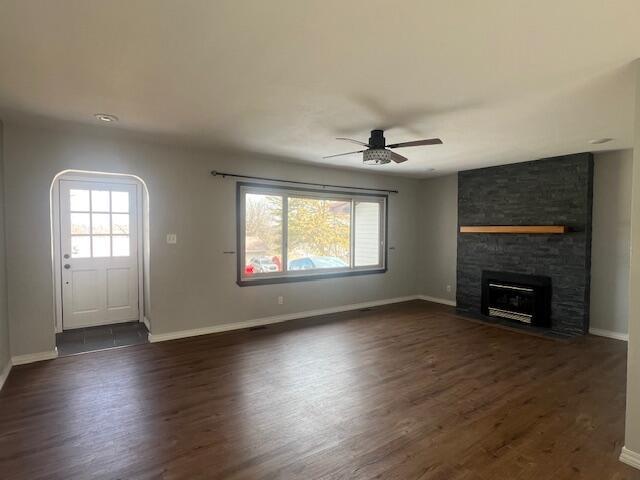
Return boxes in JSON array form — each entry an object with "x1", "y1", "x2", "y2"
[
  {"x1": 446, "y1": 284, "x2": 452, "y2": 293},
  {"x1": 166, "y1": 234, "x2": 177, "y2": 244},
  {"x1": 278, "y1": 296, "x2": 284, "y2": 305}
]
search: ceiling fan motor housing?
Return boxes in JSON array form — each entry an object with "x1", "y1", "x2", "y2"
[
  {"x1": 363, "y1": 149, "x2": 392, "y2": 165},
  {"x1": 368, "y1": 129, "x2": 386, "y2": 148}
]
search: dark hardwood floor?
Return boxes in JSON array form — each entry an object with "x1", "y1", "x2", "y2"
[{"x1": 0, "y1": 300, "x2": 637, "y2": 479}]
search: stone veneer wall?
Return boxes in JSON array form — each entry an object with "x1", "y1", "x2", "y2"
[{"x1": 456, "y1": 153, "x2": 594, "y2": 335}]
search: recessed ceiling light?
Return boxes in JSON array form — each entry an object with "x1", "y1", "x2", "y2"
[
  {"x1": 94, "y1": 113, "x2": 118, "y2": 123},
  {"x1": 588, "y1": 138, "x2": 613, "y2": 145}
]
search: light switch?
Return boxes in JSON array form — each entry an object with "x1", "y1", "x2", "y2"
[{"x1": 166, "y1": 233, "x2": 177, "y2": 244}]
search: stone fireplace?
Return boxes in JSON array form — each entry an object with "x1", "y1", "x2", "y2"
[{"x1": 456, "y1": 153, "x2": 594, "y2": 336}]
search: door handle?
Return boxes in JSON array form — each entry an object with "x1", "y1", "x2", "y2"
[{"x1": 64, "y1": 264, "x2": 71, "y2": 269}]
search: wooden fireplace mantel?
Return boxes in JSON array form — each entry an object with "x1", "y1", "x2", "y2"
[{"x1": 459, "y1": 225, "x2": 569, "y2": 234}]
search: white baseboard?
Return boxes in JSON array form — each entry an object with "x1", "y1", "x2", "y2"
[
  {"x1": 620, "y1": 446, "x2": 640, "y2": 470},
  {"x1": 11, "y1": 348, "x2": 58, "y2": 366},
  {"x1": 589, "y1": 328, "x2": 628, "y2": 341},
  {"x1": 149, "y1": 295, "x2": 421, "y2": 343},
  {"x1": 418, "y1": 295, "x2": 457, "y2": 307},
  {"x1": 0, "y1": 359, "x2": 12, "y2": 391}
]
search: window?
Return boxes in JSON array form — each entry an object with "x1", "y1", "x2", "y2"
[
  {"x1": 69, "y1": 188, "x2": 131, "y2": 258},
  {"x1": 238, "y1": 183, "x2": 386, "y2": 285}
]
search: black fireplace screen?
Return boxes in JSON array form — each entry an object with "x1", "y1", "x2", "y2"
[
  {"x1": 481, "y1": 271, "x2": 551, "y2": 327},
  {"x1": 487, "y1": 283, "x2": 535, "y2": 323}
]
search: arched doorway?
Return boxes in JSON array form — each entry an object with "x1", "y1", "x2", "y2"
[{"x1": 50, "y1": 170, "x2": 150, "y2": 354}]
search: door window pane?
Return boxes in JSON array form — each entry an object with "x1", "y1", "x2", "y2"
[
  {"x1": 71, "y1": 236, "x2": 91, "y2": 258},
  {"x1": 92, "y1": 236, "x2": 110, "y2": 257},
  {"x1": 244, "y1": 194, "x2": 283, "y2": 275},
  {"x1": 112, "y1": 235, "x2": 130, "y2": 257},
  {"x1": 287, "y1": 198, "x2": 351, "y2": 270},
  {"x1": 91, "y1": 190, "x2": 110, "y2": 212},
  {"x1": 111, "y1": 191, "x2": 129, "y2": 213},
  {"x1": 354, "y1": 202, "x2": 381, "y2": 267},
  {"x1": 111, "y1": 214, "x2": 129, "y2": 234},
  {"x1": 68, "y1": 186, "x2": 136, "y2": 260},
  {"x1": 70, "y1": 189, "x2": 90, "y2": 212},
  {"x1": 92, "y1": 213, "x2": 111, "y2": 234},
  {"x1": 70, "y1": 213, "x2": 90, "y2": 235}
]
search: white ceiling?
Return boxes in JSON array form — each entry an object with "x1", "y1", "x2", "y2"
[{"x1": 0, "y1": 0, "x2": 638, "y2": 176}]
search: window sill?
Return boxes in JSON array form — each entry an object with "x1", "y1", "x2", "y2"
[{"x1": 237, "y1": 268, "x2": 387, "y2": 286}]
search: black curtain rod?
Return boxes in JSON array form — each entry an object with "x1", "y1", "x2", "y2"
[{"x1": 210, "y1": 170, "x2": 398, "y2": 194}]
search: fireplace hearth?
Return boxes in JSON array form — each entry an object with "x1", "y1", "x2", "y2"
[{"x1": 481, "y1": 271, "x2": 551, "y2": 328}]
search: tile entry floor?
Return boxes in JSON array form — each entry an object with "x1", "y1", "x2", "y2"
[{"x1": 55, "y1": 321, "x2": 149, "y2": 356}]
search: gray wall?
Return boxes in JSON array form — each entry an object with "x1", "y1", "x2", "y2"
[
  {"x1": 0, "y1": 117, "x2": 633, "y2": 358},
  {"x1": 624, "y1": 59, "x2": 640, "y2": 455},
  {"x1": 590, "y1": 149, "x2": 632, "y2": 336},
  {"x1": 0, "y1": 121, "x2": 9, "y2": 373},
  {"x1": 417, "y1": 174, "x2": 457, "y2": 303},
  {"x1": 2, "y1": 120, "x2": 420, "y2": 357}
]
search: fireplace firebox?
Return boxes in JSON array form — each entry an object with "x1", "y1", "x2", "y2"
[{"x1": 481, "y1": 271, "x2": 551, "y2": 328}]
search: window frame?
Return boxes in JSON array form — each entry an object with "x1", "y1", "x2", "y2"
[{"x1": 236, "y1": 182, "x2": 388, "y2": 286}]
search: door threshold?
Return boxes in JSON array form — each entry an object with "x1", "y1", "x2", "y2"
[{"x1": 57, "y1": 341, "x2": 148, "y2": 358}]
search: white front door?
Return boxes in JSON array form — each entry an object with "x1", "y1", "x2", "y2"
[{"x1": 60, "y1": 180, "x2": 140, "y2": 329}]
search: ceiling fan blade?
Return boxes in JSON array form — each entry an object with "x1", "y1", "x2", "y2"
[
  {"x1": 386, "y1": 138, "x2": 443, "y2": 148},
  {"x1": 388, "y1": 150, "x2": 408, "y2": 163},
  {"x1": 336, "y1": 137, "x2": 370, "y2": 147},
  {"x1": 322, "y1": 150, "x2": 365, "y2": 159}
]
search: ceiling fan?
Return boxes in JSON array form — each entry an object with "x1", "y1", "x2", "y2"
[{"x1": 323, "y1": 129, "x2": 442, "y2": 165}]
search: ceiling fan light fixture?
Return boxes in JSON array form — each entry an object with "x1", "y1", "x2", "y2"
[{"x1": 363, "y1": 149, "x2": 392, "y2": 165}]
